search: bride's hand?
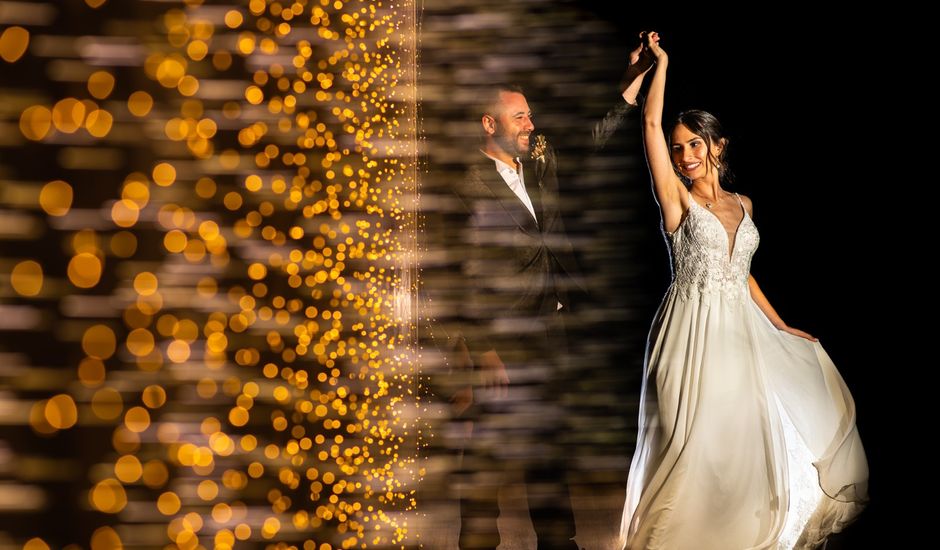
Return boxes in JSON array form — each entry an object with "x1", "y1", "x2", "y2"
[
  {"x1": 645, "y1": 31, "x2": 667, "y2": 62},
  {"x1": 780, "y1": 326, "x2": 818, "y2": 342}
]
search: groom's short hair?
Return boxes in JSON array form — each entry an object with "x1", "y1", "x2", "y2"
[{"x1": 480, "y1": 83, "x2": 526, "y2": 118}]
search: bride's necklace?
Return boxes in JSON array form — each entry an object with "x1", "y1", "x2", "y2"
[{"x1": 694, "y1": 190, "x2": 723, "y2": 209}]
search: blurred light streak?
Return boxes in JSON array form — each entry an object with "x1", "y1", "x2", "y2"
[{"x1": 0, "y1": 2, "x2": 56, "y2": 26}]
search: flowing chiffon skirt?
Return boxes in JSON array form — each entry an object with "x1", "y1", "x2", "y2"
[{"x1": 619, "y1": 287, "x2": 868, "y2": 550}]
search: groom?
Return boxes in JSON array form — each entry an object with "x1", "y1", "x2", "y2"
[{"x1": 444, "y1": 41, "x2": 653, "y2": 550}]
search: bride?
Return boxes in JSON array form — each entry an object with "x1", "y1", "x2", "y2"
[{"x1": 619, "y1": 32, "x2": 868, "y2": 550}]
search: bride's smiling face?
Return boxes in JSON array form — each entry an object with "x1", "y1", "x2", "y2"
[{"x1": 670, "y1": 124, "x2": 721, "y2": 180}]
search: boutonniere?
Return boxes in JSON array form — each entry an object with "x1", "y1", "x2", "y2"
[
  {"x1": 531, "y1": 134, "x2": 548, "y2": 163},
  {"x1": 531, "y1": 134, "x2": 548, "y2": 185}
]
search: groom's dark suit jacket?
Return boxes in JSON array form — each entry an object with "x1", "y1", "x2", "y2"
[{"x1": 447, "y1": 146, "x2": 578, "y2": 362}]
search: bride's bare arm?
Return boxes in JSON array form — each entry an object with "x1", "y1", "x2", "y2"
[{"x1": 642, "y1": 32, "x2": 686, "y2": 233}]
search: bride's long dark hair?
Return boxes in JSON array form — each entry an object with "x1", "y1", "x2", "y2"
[{"x1": 672, "y1": 110, "x2": 734, "y2": 187}]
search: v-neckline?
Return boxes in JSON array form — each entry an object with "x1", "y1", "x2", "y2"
[{"x1": 689, "y1": 197, "x2": 748, "y2": 262}]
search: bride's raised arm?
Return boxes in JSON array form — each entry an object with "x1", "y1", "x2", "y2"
[{"x1": 641, "y1": 32, "x2": 686, "y2": 233}]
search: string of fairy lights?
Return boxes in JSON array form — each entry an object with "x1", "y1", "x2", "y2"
[{"x1": 2, "y1": 0, "x2": 417, "y2": 548}]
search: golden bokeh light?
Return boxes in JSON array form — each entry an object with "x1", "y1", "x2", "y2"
[
  {"x1": 195, "y1": 177, "x2": 216, "y2": 198},
  {"x1": 234, "y1": 524, "x2": 251, "y2": 540},
  {"x1": 112, "y1": 426, "x2": 140, "y2": 454},
  {"x1": 261, "y1": 516, "x2": 281, "y2": 539},
  {"x1": 136, "y1": 348, "x2": 164, "y2": 371},
  {"x1": 87, "y1": 71, "x2": 116, "y2": 99},
  {"x1": 182, "y1": 511, "x2": 203, "y2": 531},
  {"x1": 142, "y1": 460, "x2": 169, "y2": 488},
  {"x1": 222, "y1": 191, "x2": 243, "y2": 210},
  {"x1": 245, "y1": 85, "x2": 264, "y2": 104},
  {"x1": 155, "y1": 313, "x2": 178, "y2": 337},
  {"x1": 91, "y1": 387, "x2": 123, "y2": 420},
  {"x1": 19, "y1": 105, "x2": 53, "y2": 140},
  {"x1": 89, "y1": 527, "x2": 122, "y2": 550},
  {"x1": 163, "y1": 229, "x2": 187, "y2": 253},
  {"x1": 68, "y1": 253, "x2": 103, "y2": 288},
  {"x1": 44, "y1": 394, "x2": 78, "y2": 429},
  {"x1": 197, "y1": 220, "x2": 219, "y2": 241},
  {"x1": 212, "y1": 502, "x2": 233, "y2": 523},
  {"x1": 72, "y1": 229, "x2": 100, "y2": 254},
  {"x1": 142, "y1": 385, "x2": 167, "y2": 408},
  {"x1": 166, "y1": 339, "x2": 191, "y2": 363},
  {"x1": 219, "y1": 148, "x2": 240, "y2": 169},
  {"x1": 82, "y1": 324, "x2": 116, "y2": 359},
  {"x1": 152, "y1": 162, "x2": 177, "y2": 186},
  {"x1": 127, "y1": 91, "x2": 153, "y2": 117},
  {"x1": 0, "y1": 26, "x2": 29, "y2": 63},
  {"x1": 124, "y1": 406, "x2": 151, "y2": 432},
  {"x1": 206, "y1": 332, "x2": 227, "y2": 353},
  {"x1": 110, "y1": 231, "x2": 137, "y2": 257},
  {"x1": 122, "y1": 180, "x2": 150, "y2": 208},
  {"x1": 11, "y1": 260, "x2": 43, "y2": 296},
  {"x1": 132, "y1": 272, "x2": 158, "y2": 297},
  {"x1": 22, "y1": 538, "x2": 49, "y2": 550},
  {"x1": 244, "y1": 174, "x2": 262, "y2": 191},
  {"x1": 126, "y1": 328, "x2": 155, "y2": 356},
  {"x1": 136, "y1": 291, "x2": 163, "y2": 315},
  {"x1": 114, "y1": 454, "x2": 143, "y2": 483},
  {"x1": 224, "y1": 10, "x2": 244, "y2": 28},
  {"x1": 174, "y1": 318, "x2": 199, "y2": 342},
  {"x1": 196, "y1": 378, "x2": 219, "y2": 399},
  {"x1": 213, "y1": 50, "x2": 233, "y2": 71},
  {"x1": 237, "y1": 32, "x2": 256, "y2": 56},
  {"x1": 52, "y1": 98, "x2": 86, "y2": 134},
  {"x1": 228, "y1": 406, "x2": 249, "y2": 427},
  {"x1": 197, "y1": 480, "x2": 219, "y2": 501},
  {"x1": 90, "y1": 478, "x2": 127, "y2": 514},
  {"x1": 247, "y1": 262, "x2": 267, "y2": 280},
  {"x1": 196, "y1": 118, "x2": 217, "y2": 138},
  {"x1": 196, "y1": 276, "x2": 217, "y2": 297},
  {"x1": 156, "y1": 56, "x2": 186, "y2": 88},
  {"x1": 183, "y1": 239, "x2": 206, "y2": 262},
  {"x1": 78, "y1": 357, "x2": 106, "y2": 387},
  {"x1": 186, "y1": 40, "x2": 208, "y2": 61},
  {"x1": 85, "y1": 109, "x2": 113, "y2": 137},
  {"x1": 111, "y1": 199, "x2": 139, "y2": 227},
  {"x1": 178, "y1": 75, "x2": 199, "y2": 96},
  {"x1": 39, "y1": 180, "x2": 73, "y2": 216},
  {"x1": 28, "y1": 400, "x2": 55, "y2": 435},
  {"x1": 157, "y1": 491, "x2": 181, "y2": 515}
]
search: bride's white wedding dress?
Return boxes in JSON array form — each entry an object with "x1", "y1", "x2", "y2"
[{"x1": 620, "y1": 192, "x2": 868, "y2": 550}]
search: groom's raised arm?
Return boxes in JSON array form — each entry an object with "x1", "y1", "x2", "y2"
[{"x1": 592, "y1": 38, "x2": 654, "y2": 151}]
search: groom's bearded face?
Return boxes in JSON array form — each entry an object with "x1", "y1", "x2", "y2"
[{"x1": 492, "y1": 91, "x2": 534, "y2": 157}]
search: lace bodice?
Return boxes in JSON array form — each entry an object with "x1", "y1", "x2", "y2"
[{"x1": 667, "y1": 192, "x2": 759, "y2": 301}]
